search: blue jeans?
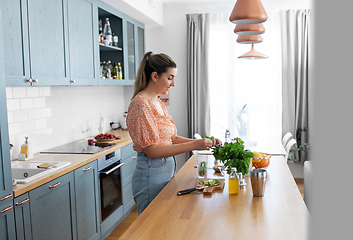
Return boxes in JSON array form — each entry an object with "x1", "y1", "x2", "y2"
[{"x1": 132, "y1": 152, "x2": 176, "y2": 215}]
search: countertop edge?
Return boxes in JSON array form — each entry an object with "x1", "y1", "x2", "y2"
[{"x1": 13, "y1": 131, "x2": 133, "y2": 197}]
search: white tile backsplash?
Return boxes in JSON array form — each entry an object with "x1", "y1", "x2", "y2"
[
  {"x1": 20, "y1": 98, "x2": 34, "y2": 109},
  {"x1": 6, "y1": 86, "x2": 126, "y2": 160},
  {"x1": 13, "y1": 87, "x2": 27, "y2": 98}
]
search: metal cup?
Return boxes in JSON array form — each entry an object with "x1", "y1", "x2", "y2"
[{"x1": 250, "y1": 169, "x2": 267, "y2": 197}]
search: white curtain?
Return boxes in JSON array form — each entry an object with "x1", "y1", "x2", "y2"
[{"x1": 208, "y1": 12, "x2": 282, "y2": 147}]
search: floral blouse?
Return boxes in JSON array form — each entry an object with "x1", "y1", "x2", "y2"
[{"x1": 126, "y1": 95, "x2": 177, "y2": 152}]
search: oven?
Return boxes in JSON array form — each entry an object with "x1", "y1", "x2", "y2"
[{"x1": 97, "y1": 149, "x2": 123, "y2": 222}]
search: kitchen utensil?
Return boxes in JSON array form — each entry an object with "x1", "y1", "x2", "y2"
[
  {"x1": 177, "y1": 182, "x2": 220, "y2": 195},
  {"x1": 250, "y1": 168, "x2": 267, "y2": 197},
  {"x1": 110, "y1": 122, "x2": 121, "y2": 130}
]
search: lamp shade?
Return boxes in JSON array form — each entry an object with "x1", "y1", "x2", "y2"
[
  {"x1": 237, "y1": 35, "x2": 263, "y2": 44},
  {"x1": 229, "y1": 0, "x2": 268, "y2": 24},
  {"x1": 238, "y1": 44, "x2": 268, "y2": 59},
  {"x1": 234, "y1": 23, "x2": 265, "y2": 35}
]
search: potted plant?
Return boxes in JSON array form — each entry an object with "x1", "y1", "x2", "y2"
[{"x1": 210, "y1": 137, "x2": 254, "y2": 176}]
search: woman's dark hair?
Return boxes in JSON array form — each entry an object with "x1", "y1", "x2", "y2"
[{"x1": 132, "y1": 51, "x2": 177, "y2": 99}]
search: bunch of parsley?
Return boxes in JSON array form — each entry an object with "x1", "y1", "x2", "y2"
[{"x1": 208, "y1": 137, "x2": 254, "y2": 176}]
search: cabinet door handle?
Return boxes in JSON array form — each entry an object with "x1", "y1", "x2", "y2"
[
  {"x1": 0, "y1": 205, "x2": 13, "y2": 214},
  {"x1": 26, "y1": 78, "x2": 32, "y2": 83},
  {"x1": 133, "y1": 155, "x2": 137, "y2": 159},
  {"x1": 0, "y1": 193, "x2": 12, "y2": 201},
  {"x1": 15, "y1": 197, "x2": 29, "y2": 206},
  {"x1": 33, "y1": 78, "x2": 38, "y2": 83},
  {"x1": 71, "y1": 79, "x2": 75, "y2": 83},
  {"x1": 49, "y1": 182, "x2": 60, "y2": 189},
  {"x1": 83, "y1": 166, "x2": 91, "y2": 172}
]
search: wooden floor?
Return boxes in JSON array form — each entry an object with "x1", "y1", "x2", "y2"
[{"x1": 105, "y1": 179, "x2": 305, "y2": 239}]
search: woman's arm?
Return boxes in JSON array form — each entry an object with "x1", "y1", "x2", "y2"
[{"x1": 143, "y1": 138, "x2": 212, "y2": 159}]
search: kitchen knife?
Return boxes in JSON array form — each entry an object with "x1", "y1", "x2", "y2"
[{"x1": 177, "y1": 182, "x2": 220, "y2": 195}]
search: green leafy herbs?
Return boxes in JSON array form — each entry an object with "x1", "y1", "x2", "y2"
[
  {"x1": 205, "y1": 136, "x2": 214, "y2": 141},
  {"x1": 198, "y1": 161, "x2": 207, "y2": 176},
  {"x1": 211, "y1": 138, "x2": 254, "y2": 176}
]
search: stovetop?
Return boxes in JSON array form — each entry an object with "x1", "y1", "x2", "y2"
[{"x1": 40, "y1": 142, "x2": 109, "y2": 154}]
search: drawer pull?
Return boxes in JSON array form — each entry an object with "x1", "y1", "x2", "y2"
[
  {"x1": 0, "y1": 205, "x2": 13, "y2": 214},
  {"x1": 133, "y1": 155, "x2": 137, "y2": 159},
  {"x1": 49, "y1": 182, "x2": 60, "y2": 189},
  {"x1": 26, "y1": 78, "x2": 32, "y2": 83},
  {"x1": 33, "y1": 78, "x2": 38, "y2": 83},
  {"x1": 0, "y1": 193, "x2": 12, "y2": 201},
  {"x1": 15, "y1": 197, "x2": 29, "y2": 206},
  {"x1": 83, "y1": 166, "x2": 91, "y2": 172}
]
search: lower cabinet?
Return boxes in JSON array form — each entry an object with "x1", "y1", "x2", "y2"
[
  {"x1": 14, "y1": 193, "x2": 32, "y2": 240},
  {"x1": 0, "y1": 199, "x2": 16, "y2": 240},
  {"x1": 29, "y1": 172, "x2": 77, "y2": 240},
  {"x1": 74, "y1": 161, "x2": 100, "y2": 240},
  {"x1": 121, "y1": 144, "x2": 137, "y2": 214}
]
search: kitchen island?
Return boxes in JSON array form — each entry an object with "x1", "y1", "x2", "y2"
[{"x1": 120, "y1": 155, "x2": 310, "y2": 240}]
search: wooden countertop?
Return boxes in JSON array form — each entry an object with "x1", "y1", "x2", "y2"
[
  {"x1": 120, "y1": 155, "x2": 310, "y2": 240},
  {"x1": 12, "y1": 129, "x2": 132, "y2": 197}
]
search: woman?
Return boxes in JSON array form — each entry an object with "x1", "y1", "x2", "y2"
[{"x1": 126, "y1": 51, "x2": 221, "y2": 215}]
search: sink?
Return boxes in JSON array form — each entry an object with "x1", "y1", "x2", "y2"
[{"x1": 11, "y1": 161, "x2": 71, "y2": 184}]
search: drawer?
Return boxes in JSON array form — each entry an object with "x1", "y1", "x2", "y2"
[{"x1": 121, "y1": 143, "x2": 135, "y2": 159}]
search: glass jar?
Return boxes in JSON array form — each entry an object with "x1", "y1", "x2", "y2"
[{"x1": 228, "y1": 167, "x2": 239, "y2": 194}]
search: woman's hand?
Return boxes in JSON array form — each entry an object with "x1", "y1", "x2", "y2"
[
  {"x1": 194, "y1": 138, "x2": 213, "y2": 150},
  {"x1": 212, "y1": 138, "x2": 222, "y2": 147}
]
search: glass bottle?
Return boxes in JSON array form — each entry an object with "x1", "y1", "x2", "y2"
[
  {"x1": 117, "y1": 62, "x2": 123, "y2": 79},
  {"x1": 103, "y1": 18, "x2": 112, "y2": 46},
  {"x1": 99, "y1": 20, "x2": 103, "y2": 43},
  {"x1": 100, "y1": 61, "x2": 103, "y2": 79},
  {"x1": 225, "y1": 129, "x2": 231, "y2": 143},
  {"x1": 228, "y1": 167, "x2": 239, "y2": 194}
]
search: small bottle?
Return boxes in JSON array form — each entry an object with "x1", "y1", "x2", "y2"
[
  {"x1": 228, "y1": 167, "x2": 239, "y2": 194},
  {"x1": 225, "y1": 129, "x2": 231, "y2": 143},
  {"x1": 103, "y1": 18, "x2": 112, "y2": 45},
  {"x1": 100, "y1": 61, "x2": 103, "y2": 79},
  {"x1": 99, "y1": 20, "x2": 103, "y2": 43},
  {"x1": 117, "y1": 62, "x2": 123, "y2": 79},
  {"x1": 107, "y1": 69, "x2": 111, "y2": 79},
  {"x1": 113, "y1": 34, "x2": 119, "y2": 46}
]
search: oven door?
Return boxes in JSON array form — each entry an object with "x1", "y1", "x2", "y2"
[{"x1": 99, "y1": 161, "x2": 124, "y2": 222}]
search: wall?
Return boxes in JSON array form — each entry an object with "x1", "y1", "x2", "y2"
[
  {"x1": 7, "y1": 86, "x2": 126, "y2": 160},
  {"x1": 144, "y1": 1, "x2": 313, "y2": 170}
]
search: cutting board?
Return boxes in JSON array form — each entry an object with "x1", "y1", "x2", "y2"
[
  {"x1": 196, "y1": 179, "x2": 225, "y2": 195},
  {"x1": 94, "y1": 137, "x2": 124, "y2": 145}
]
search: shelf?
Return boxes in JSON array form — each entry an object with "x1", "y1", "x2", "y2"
[{"x1": 99, "y1": 43, "x2": 123, "y2": 51}]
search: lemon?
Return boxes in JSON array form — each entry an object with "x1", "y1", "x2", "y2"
[{"x1": 252, "y1": 151, "x2": 263, "y2": 163}]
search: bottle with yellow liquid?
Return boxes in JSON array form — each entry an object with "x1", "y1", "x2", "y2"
[{"x1": 228, "y1": 167, "x2": 239, "y2": 194}]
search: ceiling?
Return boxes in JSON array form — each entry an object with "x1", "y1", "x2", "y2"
[{"x1": 158, "y1": 0, "x2": 312, "y2": 12}]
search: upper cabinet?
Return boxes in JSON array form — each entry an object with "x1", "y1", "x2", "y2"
[
  {"x1": 3, "y1": 0, "x2": 70, "y2": 86},
  {"x1": 67, "y1": 0, "x2": 98, "y2": 86},
  {"x1": 1, "y1": 0, "x2": 145, "y2": 86}
]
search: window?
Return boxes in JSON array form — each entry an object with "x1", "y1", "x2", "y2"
[{"x1": 208, "y1": 12, "x2": 282, "y2": 147}]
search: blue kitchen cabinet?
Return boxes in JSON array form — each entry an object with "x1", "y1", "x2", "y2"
[
  {"x1": 74, "y1": 161, "x2": 100, "y2": 240},
  {"x1": 14, "y1": 193, "x2": 32, "y2": 240},
  {"x1": 67, "y1": 0, "x2": 98, "y2": 86},
  {"x1": 123, "y1": 16, "x2": 145, "y2": 84},
  {"x1": 29, "y1": 172, "x2": 77, "y2": 240},
  {"x1": 121, "y1": 144, "x2": 137, "y2": 215},
  {"x1": 2, "y1": 0, "x2": 71, "y2": 86},
  {"x1": 0, "y1": 6, "x2": 16, "y2": 239},
  {"x1": 0, "y1": 199, "x2": 16, "y2": 240},
  {"x1": 1, "y1": 0, "x2": 31, "y2": 86}
]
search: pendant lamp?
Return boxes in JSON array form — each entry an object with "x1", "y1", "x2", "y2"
[
  {"x1": 238, "y1": 44, "x2": 268, "y2": 59},
  {"x1": 229, "y1": 0, "x2": 268, "y2": 24},
  {"x1": 234, "y1": 23, "x2": 265, "y2": 35},
  {"x1": 237, "y1": 35, "x2": 263, "y2": 44}
]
